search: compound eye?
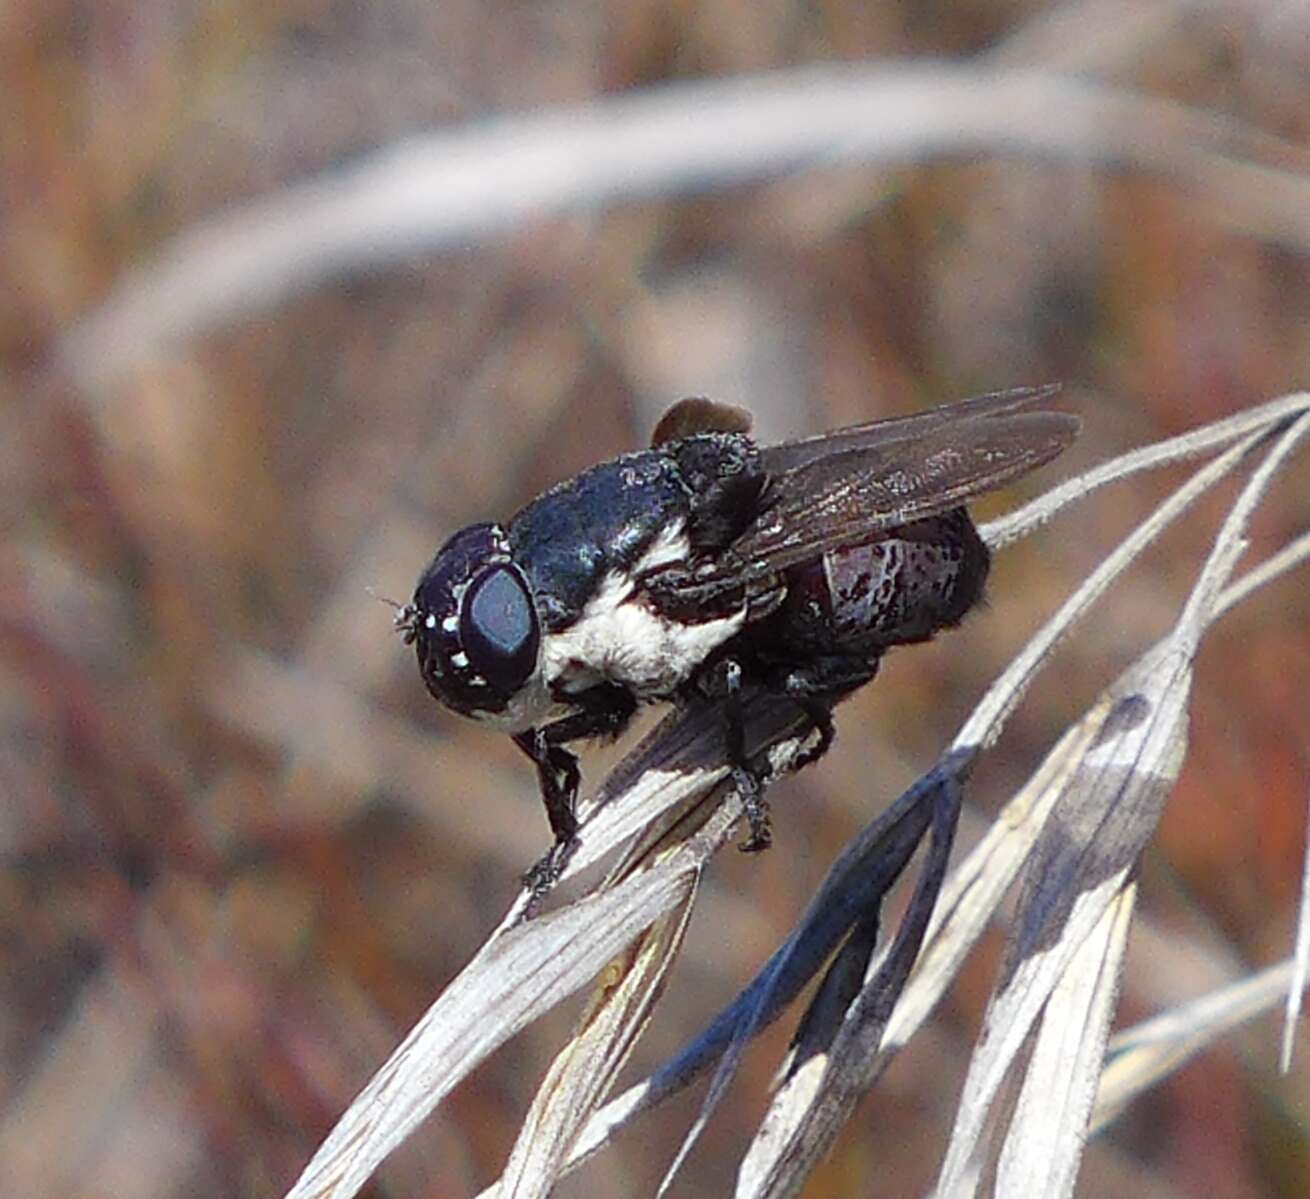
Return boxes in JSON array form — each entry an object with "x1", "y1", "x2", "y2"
[{"x1": 460, "y1": 565, "x2": 539, "y2": 692}]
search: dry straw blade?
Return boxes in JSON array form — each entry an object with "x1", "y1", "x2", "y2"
[
  {"x1": 498, "y1": 871, "x2": 700, "y2": 1199},
  {"x1": 283, "y1": 794, "x2": 736, "y2": 1199},
  {"x1": 933, "y1": 407, "x2": 1310, "y2": 1199},
  {"x1": 1095, "y1": 957, "x2": 1302, "y2": 1133},
  {"x1": 730, "y1": 406, "x2": 1310, "y2": 1198},
  {"x1": 286, "y1": 694, "x2": 818, "y2": 1199},
  {"x1": 285, "y1": 395, "x2": 1309, "y2": 1199},
  {"x1": 62, "y1": 68, "x2": 1310, "y2": 390}
]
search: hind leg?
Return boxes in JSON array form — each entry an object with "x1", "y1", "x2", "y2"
[
  {"x1": 715, "y1": 652, "x2": 882, "y2": 849},
  {"x1": 773, "y1": 652, "x2": 882, "y2": 772}
]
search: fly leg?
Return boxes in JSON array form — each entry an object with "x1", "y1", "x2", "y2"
[
  {"x1": 773, "y1": 652, "x2": 883, "y2": 771},
  {"x1": 512, "y1": 729, "x2": 580, "y2": 893},
  {"x1": 785, "y1": 697, "x2": 835, "y2": 772},
  {"x1": 722, "y1": 659, "x2": 773, "y2": 853},
  {"x1": 716, "y1": 652, "x2": 880, "y2": 853},
  {"x1": 514, "y1": 684, "x2": 638, "y2": 899}
]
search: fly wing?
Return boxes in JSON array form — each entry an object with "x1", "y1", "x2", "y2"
[
  {"x1": 760, "y1": 384, "x2": 1061, "y2": 474},
  {"x1": 710, "y1": 407, "x2": 1079, "y2": 585}
]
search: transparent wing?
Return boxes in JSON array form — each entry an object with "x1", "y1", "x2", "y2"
[
  {"x1": 661, "y1": 400, "x2": 1077, "y2": 608},
  {"x1": 759, "y1": 384, "x2": 1062, "y2": 473},
  {"x1": 741, "y1": 409, "x2": 1077, "y2": 570}
]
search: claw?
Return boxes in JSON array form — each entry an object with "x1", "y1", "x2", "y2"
[
  {"x1": 732, "y1": 765, "x2": 773, "y2": 853},
  {"x1": 521, "y1": 835, "x2": 577, "y2": 910}
]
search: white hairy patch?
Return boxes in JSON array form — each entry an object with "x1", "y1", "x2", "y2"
[
  {"x1": 634, "y1": 520, "x2": 692, "y2": 574},
  {"x1": 544, "y1": 564, "x2": 745, "y2": 701}
]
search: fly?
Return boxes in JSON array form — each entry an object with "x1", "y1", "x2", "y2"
[{"x1": 397, "y1": 386, "x2": 1078, "y2": 894}]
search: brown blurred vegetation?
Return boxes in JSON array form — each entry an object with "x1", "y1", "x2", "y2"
[{"x1": 2, "y1": 2, "x2": 1309, "y2": 1197}]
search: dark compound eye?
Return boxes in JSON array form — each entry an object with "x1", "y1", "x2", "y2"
[{"x1": 460, "y1": 565, "x2": 539, "y2": 692}]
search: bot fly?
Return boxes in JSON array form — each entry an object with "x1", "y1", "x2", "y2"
[{"x1": 397, "y1": 386, "x2": 1078, "y2": 894}]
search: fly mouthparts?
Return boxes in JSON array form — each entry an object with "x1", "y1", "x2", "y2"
[{"x1": 393, "y1": 604, "x2": 421, "y2": 644}]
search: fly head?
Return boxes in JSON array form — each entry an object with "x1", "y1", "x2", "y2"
[{"x1": 397, "y1": 522, "x2": 542, "y2": 719}]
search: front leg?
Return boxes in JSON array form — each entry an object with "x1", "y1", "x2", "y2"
[
  {"x1": 512, "y1": 728, "x2": 581, "y2": 848},
  {"x1": 513, "y1": 683, "x2": 638, "y2": 898}
]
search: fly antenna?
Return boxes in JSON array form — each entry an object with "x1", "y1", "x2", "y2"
[
  {"x1": 368, "y1": 586, "x2": 419, "y2": 640},
  {"x1": 366, "y1": 585, "x2": 404, "y2": 612}
]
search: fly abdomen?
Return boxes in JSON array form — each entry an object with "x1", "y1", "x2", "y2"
[
  {"x1": 836, "y1": 508, "x2": 989, "y2": 646},
  {"x1": 760, "y1": 507, "x2": 990, "y2": 657}
]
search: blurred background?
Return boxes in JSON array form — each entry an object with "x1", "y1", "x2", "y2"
[{"x1": 3, "y1": 2, "x2": 1309, "y2": 1196}]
